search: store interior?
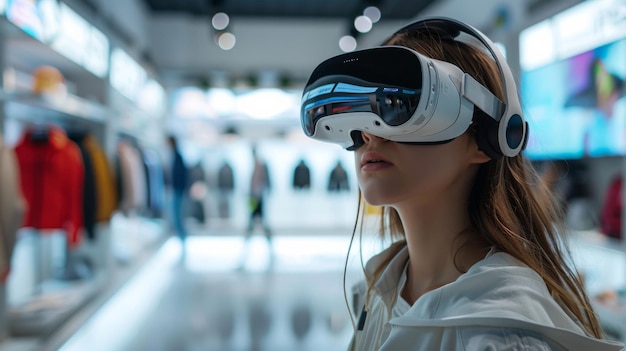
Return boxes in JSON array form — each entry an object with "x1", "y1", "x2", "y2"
[{"x1": 1, "y1": 0, "x2": 626, "y2": 350}]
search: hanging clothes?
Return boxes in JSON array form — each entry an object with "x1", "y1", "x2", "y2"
[
  {"x1": 217, "y1": 160, "x2": 235, "y2": 218},
  {"x1": 0, "y1": 134, "x2": 26, "y2": 281},
  {"x1": 142, "y1": 148, "x2": 165, "y2": 218},
  {"x1": 600, "y1": 175, "x2": 622, "y2": 240},
  {"x1": 14, "y1": 126, "x2": 85, "y2": 248},
  {"x1": 68, "y1": 131, "x2": 98, "y2": 241},
  {"x1": 187, "y1": 163, "x2": 207, "y2": 223},
  {"x1": 117, "y1": 140, "x2": 148, "y2": 213},
  {"x1": 217, "y1": 161, "x2": 235, "y2": 191},
  {"x1": 83, "y1": 134, "x2": 117, "y2": 222},
  {"x1": 328, "y1": 161, "x2": 350, "y2": 192},
  {"x1": 292, "y1": 159, "x2": 311, "y2": 190}
]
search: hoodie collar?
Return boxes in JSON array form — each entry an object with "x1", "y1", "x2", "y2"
[{"x1": 365, "y1": 244, "x2": 409, "y2": 310}]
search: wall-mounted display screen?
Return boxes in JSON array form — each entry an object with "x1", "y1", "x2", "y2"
[
  {"x1": 521, "y1": 39, "x2": 626, "y2": 160},
  {"x1": 519, "y1": 0, "x2": 626, "y2": 160}
]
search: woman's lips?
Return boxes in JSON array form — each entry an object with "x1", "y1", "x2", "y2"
[
  {"x1": 361, "y1": 160, "x2": 393, "y2": 172},
  {"x1": 360, "y1": 151, "x2": 393, "y2": 171}
]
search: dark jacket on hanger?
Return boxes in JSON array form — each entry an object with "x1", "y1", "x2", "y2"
[
  {"x1": 293, "y1": 160, "x2": 311, "y2": 190},
  {"x1": 68, "y1": 132, "x2": 97, "y2": 240},
  {"x1": 217, "y1": 161, "x2": 235, "y2": 191},
  {"x1": 328, "y1": 162, "x2": 350, "y2": 192},
  {"x1": 143, "y1": 148, "x2": 165, "y2": 217},
  {"x1": 14, "y1": 126, "x2": 85, "y2": 248}
]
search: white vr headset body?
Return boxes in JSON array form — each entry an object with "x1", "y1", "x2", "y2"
[{"x1": 300, "y1": 17, "x2": 528, "y2": 158}]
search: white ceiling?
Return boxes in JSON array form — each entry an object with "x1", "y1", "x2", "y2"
[{"x1": 148, "y1": 0, "x2": 521, "y2": 86}]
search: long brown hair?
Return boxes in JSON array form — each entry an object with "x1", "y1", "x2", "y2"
[{"x1": 354, "y1": 26, "x2": 603, "y2": 338}]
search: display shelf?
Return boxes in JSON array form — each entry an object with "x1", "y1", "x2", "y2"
[
  {"x1": 0, "y1": 19, "x2": 79, "y2": 79},
  {"x1": 7, "y1": 275, "x2": 105, "y2": 337},
  {"x1": 37, "y1": 231, "x2": 171, "y2": 351},
  {"x1": 4, "y1": 215, "x2": 167, "y2": 339},
  {"x1": 0, "y1": 13, "x2": 111, "y2": 128},
  {"x1": 0, "y1": 91, "x2": 109, "y2": 123}
]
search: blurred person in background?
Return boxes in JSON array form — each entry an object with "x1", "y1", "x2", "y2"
[
  {"x1": 239, "y1": 145, "x2": 273, "y2": 270},
  {"x1": 167, "y1": 135, "x2": 189, "y2": 255}
]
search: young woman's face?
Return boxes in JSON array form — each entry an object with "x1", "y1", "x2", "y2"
[{"x1": 354, "y1": 131, "x2": 489, "y2": 208}]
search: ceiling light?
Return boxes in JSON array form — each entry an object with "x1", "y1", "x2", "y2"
[
  {"x1": 354, "y1": 15, "x2": 372, "y2": 33},
  {"x1": 212, "y1": 12, "x2": 230, "y2": 30},
  {"x1": 217, "y1": 32, "x2": 236, "y2": 50},
  {"x1": 339, "y1": 35, "x2": 357, "y2": 52},
  {"x1": 364, "y1": 6, "x2": 381, "y2": 23}
]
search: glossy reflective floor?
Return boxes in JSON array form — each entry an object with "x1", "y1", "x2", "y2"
[
  {"x1": 5, "y1": 229, "x2": 624, "y2": 350},
  {"x1": 58, "y1": 235, "x2": 357, "y2": 351}
]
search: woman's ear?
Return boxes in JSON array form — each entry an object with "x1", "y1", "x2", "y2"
[
  {"x1": 468, "y1": 136, "x2": 492, "y2": 165},
  {"x1": 471, "y1": 148, "x2": 492, "y2": 164}
]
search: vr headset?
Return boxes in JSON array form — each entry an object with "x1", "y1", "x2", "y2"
[{"x1": 300, "y1": 17, "x2": 528, "y2": 159}]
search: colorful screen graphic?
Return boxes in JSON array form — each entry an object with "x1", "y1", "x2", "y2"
[{"x1": 521, "y1": 39, "x2": 626, "y2": 159}]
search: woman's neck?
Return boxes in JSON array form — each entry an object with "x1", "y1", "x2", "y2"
[{"x1": 395, "y1": 204, "x2": 490, "y2": 304}]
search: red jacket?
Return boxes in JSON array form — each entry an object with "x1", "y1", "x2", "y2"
[{"x1": 14, "y1": 126, "x2": 84, "y2": 247}]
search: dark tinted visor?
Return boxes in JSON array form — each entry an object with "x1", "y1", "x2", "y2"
[{"x1": 301, "y1": 47, "x2": 424, "y2": 136}]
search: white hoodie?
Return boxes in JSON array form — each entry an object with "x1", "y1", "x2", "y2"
[{"x1": 350, "y1": 245, "x2": 624, "y2": 351}]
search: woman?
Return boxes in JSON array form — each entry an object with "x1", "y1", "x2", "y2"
[{"x1": 300, "y1": 17, "x2": 623, "y2": 350}]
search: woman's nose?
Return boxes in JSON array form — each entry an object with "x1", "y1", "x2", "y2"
[{"x1": 361, "y1": 131, "x2": 387, "y2": 145}]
